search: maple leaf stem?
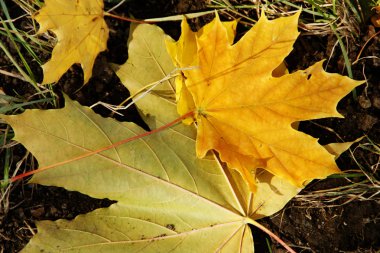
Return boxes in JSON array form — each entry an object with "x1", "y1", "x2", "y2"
[
  {"x1": 9, "y1": 111, "x2": 194, "y2": 183},
  {"x1": 104, "y1": 12, "x2": 154, "y2": 24},
  {"x1": 248, "y1": 218, "x2": 296, "y2": 253}
]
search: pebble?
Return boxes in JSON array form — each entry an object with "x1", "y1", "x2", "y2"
[
  {"x1": 358, "y1": 95, "x2": 372, "y2": 109},
  {"x1": 358, "y1": 114, "x2": 378, "y2": 131},
  {"x1": 48, "y1": 206, "x2": 59, "y2": 218},
  {"x1": 61, "y1": 203, "x2": 68, "y2": 210},
  {"x1": 31, "y1": 206, "x2": 45, "y2": 218},
  {"x1": 372, "y1": 97, "x2": 380, "y2": 109}
]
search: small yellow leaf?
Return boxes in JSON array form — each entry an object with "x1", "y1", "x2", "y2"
[
  {"x1": 34, "y1": 0, "x2": 109, "y2": 84},
  {"x1": 168, "y1": 12, "x2": 364, "y2": 191}
]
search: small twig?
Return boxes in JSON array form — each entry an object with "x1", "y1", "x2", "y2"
[
  {"x1": 353, "y1": 30, "x2": 380, "y2": 65},
  {"x1": 0, "y1": 69, "x2": 27, "y2": 82},
  {"x1": 23, "y1": 220, "x2": 36, "y2": 236},
  {"x1": 248, "y1": 218, "x2": 296, "y2": 253},
  {"x1": 106, "y1": 0, "x2": 127, "y2": 13},
  {"x1": 91, "y1": 67, "x2": 198, "y2": 115},
  {"x1": 104, "y1": 12, "x2": 154, "y2": 24}
]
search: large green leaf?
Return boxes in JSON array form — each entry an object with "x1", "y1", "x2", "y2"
[
  {"x1": 2, "y1": 23, "x2": 300, "y2": 252},
  {"x1": 5, "y1": 95, "x2": 253, "y2": 252}
]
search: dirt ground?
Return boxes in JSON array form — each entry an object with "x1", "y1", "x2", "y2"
[{"x1": 0, "y1": 0, "x2": 379, "y2": 252}]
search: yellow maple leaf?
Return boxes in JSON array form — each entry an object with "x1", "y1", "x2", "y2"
[
  {"x1": 167, "y1": 12, "x2": 363, "y2": 191},
  {"x1": 34, "y1": 0, "x2": 109, "y2": 84},
  {"x1": 166, "y1": 18, "x2": 238, "y2": 125}
]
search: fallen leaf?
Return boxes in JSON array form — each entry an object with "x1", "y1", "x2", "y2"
[
  {"x1": 5, "y1": 96, "x2": 251, "y2": 252},
  {"x1": 167, "y1": 12, "x2": 363, "y2": 190},
  {"x1": 3, "y1": 23, "x2": 300, "y2": 252},
  {"x1": 34, "y1": 0, "x2": 109, "y2": 84},
  {"x1": 4, "y1": 94, "x2": 298, "y2": 253}
]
